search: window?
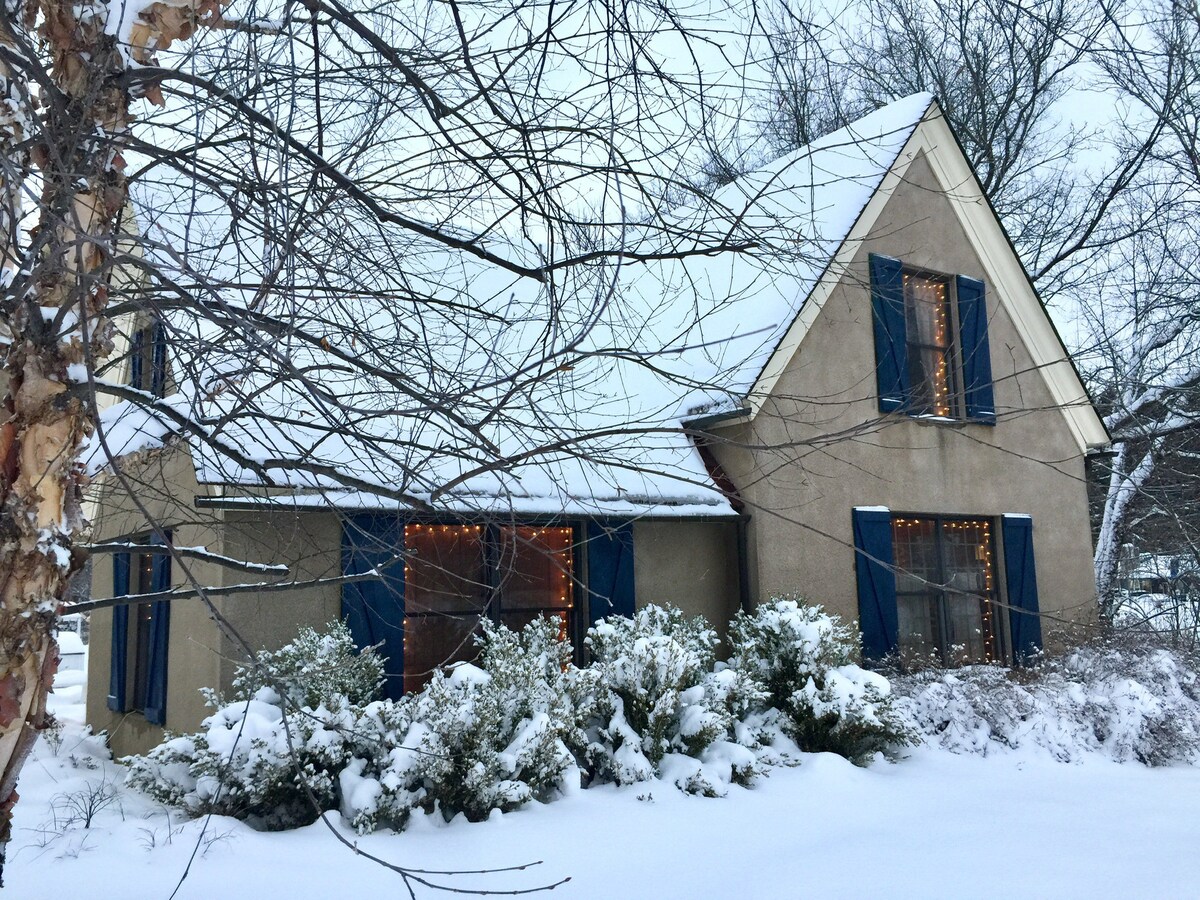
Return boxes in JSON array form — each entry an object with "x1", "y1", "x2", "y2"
[
  {"x1": 891, "y1": 516, "x2": 1005, "y2": 664},
  {"x1": 107, "y1": 539, "x2": 171, "y2": 724},
  {"x1": 853, "y1": 508, "x2": 1043, "y2": 665},
  {"x1": 869, "y1": 254, "x2": 995, "y2": 423},
  {"x1": 343, "y1": 517, "x2": 635, "y2": 700},
  {"x1": 130, "y1": 320, "x2": 168, "y2": 397},
  {"x1": 401, "y1": 524, "x2": 575, "y2": 692},
  {"x1": 902, "y1": 272, "x2": 957, "y2": 417}
]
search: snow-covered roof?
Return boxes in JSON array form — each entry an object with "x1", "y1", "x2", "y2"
[{"x1": 88, "y1": 94, "x2": 934, "y2": 518}]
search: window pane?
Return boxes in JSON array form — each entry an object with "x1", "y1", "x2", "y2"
[
  {"x1": 897, "y1": 594, "x2": 939, "y2": 661},
  {"x1": 402, "y1": 614, "x2": 482, "y2": 693},
  {"x1": 892, "y1": 516, "x2": 1005, "y2": 666},
  {"x1": 404, "y1": 524, "x2": 488, "y2": 614},
  {"x1": 903, "y1": 273, "x2": 954, "y2": 416},
  {"x1": 132, "y1": 600, "x2": 154, "y2": 710},
  {"x1": 497, "y1": 526, "x2": 574, "y2": 612},
  {"x1": 942, "y1": 519, "x2": 1003, "y2": 663},
  {"x1": 904, "y1": 274, "x2": 950, "y2": 347},
  {"x1": 893, "y1": 518, "x2": 938, "y2": 593}
]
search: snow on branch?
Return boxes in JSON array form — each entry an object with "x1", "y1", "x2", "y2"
[
  {"x1": 66, "y1": 568, "x2": 387, "y2": 614},
  {"x1": 83, "y1": 542, "x2": 290, "y2": 575}
]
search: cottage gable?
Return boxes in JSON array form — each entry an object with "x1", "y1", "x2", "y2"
[{"x1": 740, "y1": 105, "x2": 1106, "y2": 454}]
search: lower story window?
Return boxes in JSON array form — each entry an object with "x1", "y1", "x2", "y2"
[
  {"x1": 401, "y1": 523, "x2": 575, "y2": 692},
  {"x1": 891, "y1": 516, "x2": 1007, "y2": 665},
  {"x1": 108, "y1": 540, "x2": 171, "y2": 724}
]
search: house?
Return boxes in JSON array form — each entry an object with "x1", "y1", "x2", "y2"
[{"x1": 84, "y1": 94, "x2": 1107, "y2": 756}]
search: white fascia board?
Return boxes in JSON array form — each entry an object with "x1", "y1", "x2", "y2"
[{"x1": 745, "y1": 111, "x2": 1109, "y2": 456}]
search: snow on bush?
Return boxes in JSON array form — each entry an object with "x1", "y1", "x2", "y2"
[
  {"x1": 125, "y1": 691, "x2": 358, "y2": 829},
  {"x1": 126, "y1": 623, "x2": 383, "y2": 829},
  {"x1": 230, "y1": 620, "x2": 384, "y2": 709},
  {"x1": 341, "y1": 617, "x2": 580, "y2": 832},
  {"x1": 893, "y1": 639, "x2": 1200, "y2": 764},
  {"x1": 581, "y1": 605, "x2": 760, "y2": 793},
  {"x1": 729, "y1": 598, "x2": 911, "y2": 763}
]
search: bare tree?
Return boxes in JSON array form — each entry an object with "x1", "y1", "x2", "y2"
[
  {"x1": 0, "y1": 0, "x2": 768, "y2": 880},
  {"x1": 1083, "y1": 0, "x2": 1200, "y2": 619}
]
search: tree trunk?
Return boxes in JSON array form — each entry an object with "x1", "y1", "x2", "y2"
[
  {"x1": 1094, "y1": 441, "x2": 1157, "y2": 621},
  {"x1": 0, "y1": 0, "x2": 224, "y2": 880}
]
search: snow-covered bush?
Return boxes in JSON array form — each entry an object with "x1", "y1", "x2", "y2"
[
  {"x1": 581, "y1": 605, "x2": 756, "y2": 792},
  {"x1": 341, "y1": 617, "x2": 579, "y2": 831},
  {"x1": 126, "y1": 622, "x2": 383, "y2": 829},
  {"x1": 894, "y1": 639, "x2": 1200, "y2": 764},
  {"x1": 126, "y1": 690, "x2": 357, "y2": 829},
  {"x1": 729, "y1": 598, "x2": 911, "y2": 763},
  {"x1": 230, "y1": 620, "x2": 384, "y2": 709}
]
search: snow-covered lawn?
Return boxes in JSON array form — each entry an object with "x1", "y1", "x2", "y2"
[{"x1": 10, "y1": 671, "x2": 1200, "y2": 899}]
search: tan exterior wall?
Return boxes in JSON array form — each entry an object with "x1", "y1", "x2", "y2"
[
  {"x1": 214, "y1": 511, "x2": 344, "y2": 691},
  {"x1": 707, "y1": 152, "x2": 1098, "y2": 651},
  {"x1": 632, "y1": 520, "x2": 741, "y2": 643}
]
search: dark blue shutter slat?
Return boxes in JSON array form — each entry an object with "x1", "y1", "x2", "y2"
[
  {"x1": 852, "y1": 508, "x2": 898, "y2": 660},
  {"x1": 143, "y1": 547, "x2": 171, "y2": 725},
  {"x1": 1002, "y1": 515, "x2": 1042, "y2": 662},
  {"x1": 150, "y1": 321, "x2": 167, "y2": 397},
  {"x1": 129, "y1": 329, "x2": 144, "y2": 392},
  {"x1": 107, "y1": 553, "x2": 130, "y2": 712},
  {"x1": 586, "y1": 521, "x2": 636, "y2": 625},
  {"x1": 955, "y1": 275, "x2": 996, "y2": 423},
  {"x1": 869, "y1": 254, "x2": 910, "y2": 413},
  {"x1": 342, "y1": 515, "x2": 406, "y2": 700}
]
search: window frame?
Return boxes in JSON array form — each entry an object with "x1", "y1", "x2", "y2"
[
  {"x1": 129, "y1": 320, "x2": 168, "y2": 398},
  {"x1": 399, "y1": 521, "x2": 583, "y2": 691},
  {"x1": 890, "y1": 512, "x2": 1009, "y2": 665},
  {"x1": 111, "y1": 535, "x2": 171, "y2": 721},
  {"x1": 900, "y1": 266, "x2": 963, "y2": 419}
]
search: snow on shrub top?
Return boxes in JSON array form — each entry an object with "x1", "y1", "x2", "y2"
[{"x1": 230, "y1": 620, "x2": 384, "y2": 709}]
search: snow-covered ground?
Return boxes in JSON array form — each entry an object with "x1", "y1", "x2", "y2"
[{"x1": 12, "y1": 666, "x2": 1200, "y2": 899}]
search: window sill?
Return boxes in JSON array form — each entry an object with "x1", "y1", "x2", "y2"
[{"x1": 894, "y1": 412, "x2": 997, "y2": 427}]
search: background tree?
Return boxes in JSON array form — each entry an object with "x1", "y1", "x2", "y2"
[{"x1": 755, "y1": 0, "x2": 1200, "y2": 628}]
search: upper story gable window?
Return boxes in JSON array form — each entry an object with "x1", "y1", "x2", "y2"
[
  {"x1": 902, "y1": 270, "x2": 957, "y2": 417},
  {"x1": 129, "y1": 320, "x2": 168, "y2": 398},
  {"x1": 869, "y1": 254, "x2": 996, "y2": 424}
]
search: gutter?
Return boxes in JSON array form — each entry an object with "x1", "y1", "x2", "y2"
[{"x1": 736, "y1": 513, "x2": 752, "y2": 613}]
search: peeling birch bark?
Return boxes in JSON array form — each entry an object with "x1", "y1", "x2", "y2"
[{"x1": 0, "y1": 0, "x2": 227, "y2": 881}]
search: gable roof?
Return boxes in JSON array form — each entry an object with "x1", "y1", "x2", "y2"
[
  {"x1": 721, "y1": 100, "x2": 1109, "y2": 453},
  {"x1": 90, "y1": 93, "x2": 1102, "y2": 518}
]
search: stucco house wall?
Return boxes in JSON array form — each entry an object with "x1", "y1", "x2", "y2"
[
  {"x1": 632, "y1": 520, "x2": 741, "y2": 641},
  {"x1": 706, "y1": 151, "x2": 1097, "y2": 648}
]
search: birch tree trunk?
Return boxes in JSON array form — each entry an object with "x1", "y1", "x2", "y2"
[{"x1": 0, "y1": 0, "x2": 223, "y2": 880}]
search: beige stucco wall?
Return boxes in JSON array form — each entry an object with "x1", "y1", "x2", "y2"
[
  {"x1": 633, "y1": 520, "x2": 741, "y2": 643},
  {"x1": 707, "y1": 152, "x2": 1098, "y2": 651},
  {"x1": 213, "y1": 511, "x2": 344, "y2": 691}
]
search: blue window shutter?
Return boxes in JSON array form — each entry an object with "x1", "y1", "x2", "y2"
[
  {"x1": 150, "y1": 321, "x2": 167, "y2": 398},
  {"x1": 143, "y1": 546, "x2": 171, "y2": 726},
  {"x1": 853, "y1": 507, "x2": 898, "y2": 660},
  {"x1": 107, "y1": 553, "x2": 130, "y2": 712},
  {"x1": 586, "y1": 521, "x2": 635, "y2": 624},
  {"x1": 342, "y1": 515, "x2": 406, "y2": 700},
  {"x1": 869, "y1": 254, "x2": 909, "y2": 413},
  {"x1": 1002, "y1": 515, "x2": 1042, "y2": 662},
  {"x1": 129, "y1": 329, "x2": 144, "y2": 391},
  {"x1": 955, "y1": 275, "x2": 996, "y2": 423}
]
